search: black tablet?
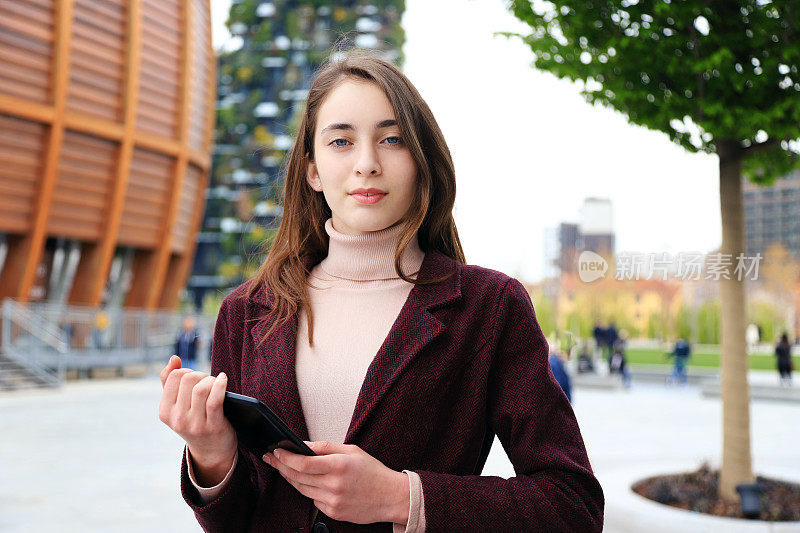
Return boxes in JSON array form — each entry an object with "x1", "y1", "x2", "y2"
[{"x1": 223, "y1": 391, "x2": 316, "y2": 457}]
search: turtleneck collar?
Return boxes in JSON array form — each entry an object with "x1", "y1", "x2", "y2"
[{"x1": 318, "y1": 217, "x2": 425, "y2": 281}]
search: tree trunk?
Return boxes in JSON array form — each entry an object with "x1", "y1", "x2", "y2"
[{"x1": 717, "y1": 140, "x2": 755, "y2": 501}]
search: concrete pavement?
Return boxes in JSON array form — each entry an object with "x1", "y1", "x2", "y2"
[{"x1": 1, "y1": 367, "x2": 798, "y2": 531}]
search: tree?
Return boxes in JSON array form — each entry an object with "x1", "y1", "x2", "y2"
[{"x1": 504, "y1": 0, "x2": 799, "y2": 501}]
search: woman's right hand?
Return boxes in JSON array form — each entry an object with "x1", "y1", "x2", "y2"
[{"x1": 158, "y1": 355, "x2": 237, "y2": 481}]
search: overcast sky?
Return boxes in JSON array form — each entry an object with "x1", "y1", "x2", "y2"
[{"x1": 210, "y1": 0, "x2": 723, "y2": 283}]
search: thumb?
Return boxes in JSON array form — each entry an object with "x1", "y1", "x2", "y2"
[{"x1": 305, "y1": 441, "x2": 349, "y2": 455}]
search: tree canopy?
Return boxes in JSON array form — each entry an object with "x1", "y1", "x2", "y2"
[{"x1": 504, "y1": 0, "x2": 800, "y2": 183}]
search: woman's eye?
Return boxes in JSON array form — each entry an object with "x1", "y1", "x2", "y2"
[
  {"x1": 384, "y1": 136, "x2": 403, "y2": 145},
  {"x1": 330, "y1": 139, "x2": 350, "y2": 147}
]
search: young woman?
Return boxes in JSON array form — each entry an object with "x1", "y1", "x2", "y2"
[{"x1": 158, "y1": 51, "x2": 604, "y2": 532}]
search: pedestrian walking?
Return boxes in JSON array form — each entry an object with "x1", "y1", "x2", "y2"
[
  {"x1": 666, "y1": 338, "x2": 691, "y2": 385},
  {"x1": 776, "y1": 332, "x2": 794, "y2": 387}
]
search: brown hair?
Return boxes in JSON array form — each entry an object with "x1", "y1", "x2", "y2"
[{"x1": 244, "y1": 48, "x2": 465, "y2": 348}]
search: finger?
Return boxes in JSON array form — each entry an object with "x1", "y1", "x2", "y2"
[
  {"x1": 189, "y1": 375, "x2": 215, "y2": 424},
  {"x1": 206, "y1": 373, "x2": 228, "y2": 423},
  {"x1": 280, "y1": 470, "x2": 327, "y2": 502},
  {"x1": 162, "y1": 367, "x2": 194, "y2": 407},
  {"x1": 176, "y1": 371, "x2": 209, "y2": 415},
  {"x1": 267, "y1": 453, "x2": 325, "y2": 487},
  {"x1": 273, "y1": 448, "x2": 334, "y2": 475},
  {"x1": 160, "y1": 356, "x2": 182, "y2": 388}
]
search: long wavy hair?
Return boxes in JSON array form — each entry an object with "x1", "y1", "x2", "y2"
[{"x1": 244, "y1": 49, "x2": 465, "y2": 348}]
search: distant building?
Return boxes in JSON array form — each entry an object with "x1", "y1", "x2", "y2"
[
  {"x1": 544, "y1": 198, "x2": 616, "y2": 278},
  {"x1": 580, "y1": 198, "x2": 616, "y2": 258},
  {"x1": 743, "y1": 171, "x2": 800, "y2": 258},
  {"x1": 0, "y1": 1, "x2": 215, "y2": 309}
]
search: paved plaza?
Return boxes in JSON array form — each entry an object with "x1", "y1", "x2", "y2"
[{"x1": 1, "y1": 367, "x2": 798, "y2": 532}]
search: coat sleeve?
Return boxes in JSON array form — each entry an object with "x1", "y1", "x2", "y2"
[
  {"x1": 413, "y1": 278, "x2": 604, "y2": 532},
  {"x1": 179, "y1": 297, "x2": 261, "y2": 532}
]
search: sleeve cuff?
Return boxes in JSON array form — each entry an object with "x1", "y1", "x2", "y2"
[
  {"x1": 185, "y1": 445, "x2": 238, "y2": 505},
  {"x1": 392, "y1": 470, "x2": 425, "y2": 533}
]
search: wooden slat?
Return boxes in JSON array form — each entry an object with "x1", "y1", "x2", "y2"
[
  {"x1": 0, "y1": 145, "x2": 45, "y2": 165},
  {"x1": 140, "y1": 0, "x2": 180, "y2": 27},
  {"x1": 140, "y1": 16, "x2": 180, "y2": 48},
  {"x1": 0, "y1": 42, "x2": 51, "y2": 71},
  {"x1": 54, "y1": 175, "x2": 108, "y2": 196},
  {"x1": 70, "y1": 37, "x2": 123, "y2": 67},
  {"x1": 69, "y1": 66, "x2": 123, "y2": 94},
  {"x1": 0, "y1": 76, "x2": 49, "y2": 103},
  {"x1": 122, "y1": 200, "x2": 165, "y2": 218},
  {"x1": 0, "y1": 181, "x2": 34, "y2": 200},
  {"x1": 0, "y1": 0, "x2": 51, "y2": 21},
  {"x1": 0, "y1": 25, "x2": 52, "y2": 55},
  {"x1": 62, "y1": 111, "x2": 125, "y2": 140},
  {"x1": 0, "y1": 14, "x2": 53, "y2": 43},
  {"x1": 72, "y1": 4, "x2": 124, "y2": 34},
  {"x1": 0, "y1": 198, "x2": 32, "y2": 214},
  {"x1": 52, "y1": 188, "x2": 106, "y2": 210},
  {"x1": 138, "y1": 71, "x2": 179, "y2": 100},
  {"x1": 62, "y1": 130, "x2": 116, "y2": 153},
  {"x1": 72, "y1": 0, "x2": 124, "y2": 24},
  {"x1": 140, "y1": 41, "x2": 180, "y2": 72},
  {"x1": 68, "y1": 80, "x2": 120, "y2": 109}
]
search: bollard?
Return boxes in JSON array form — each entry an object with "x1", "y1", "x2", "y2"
[{"x1": 736, "y1": 482, "x2": 764, "y2": 519}]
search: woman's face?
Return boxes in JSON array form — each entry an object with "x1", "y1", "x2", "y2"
[{"x1": 307, "y1": 79, "x2": 417, "y2": 236}]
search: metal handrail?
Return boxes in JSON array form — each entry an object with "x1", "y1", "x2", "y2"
[
  {"x1": 0, "y1": 297, "x2": 217, "y2": 390},
  {"x1": 1, "y1": 299, "x2": 69, "y2": 353}
]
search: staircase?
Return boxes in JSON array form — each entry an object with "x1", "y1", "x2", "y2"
[
  {"x1": 0, "y1": 352, "x2": 60, "y2": 390},
  {"x1": 0, "y1": 299, "x2": 67, "y2": 391}
]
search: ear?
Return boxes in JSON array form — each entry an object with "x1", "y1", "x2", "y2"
[{"x1": 306, "y1": 159, "x2": 322, "y2": 192}]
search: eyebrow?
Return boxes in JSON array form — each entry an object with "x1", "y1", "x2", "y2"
[{"x1": 319, "y1": 119, "x2": 398, "y2": 136}]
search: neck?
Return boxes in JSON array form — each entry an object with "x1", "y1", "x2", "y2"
[{"x1": 318, "y1": 217, "x2": 425, "y2": 281}]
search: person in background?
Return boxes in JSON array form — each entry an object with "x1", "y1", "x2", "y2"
[
  {"x1": 577, "y1": 340, "x2": 595, "y2": 374},
  {"x1": 174, "y1": 316, "x2": 200, "y2": 371},
  {"x1": 592, "y1": 319, "x2": 606, "y2": 364},
  {"x1": 92, "y1": 308, "x2": 110, "y2": 350},
  {"x1": 610, "y1": 330, "x2": 631, "y2": 389},
  {"x1": 666, "y1": 338, "x2": 691, "y2": 386},
  {"x1": 775, "y1": 332, "x2": 794, "y2": 387},
  {"x1": 746, "y1": 323, "x2": 760, "y2": 352},
  {"x1": 549, "y1": 348, "x2": 573, "y2": 403},
  {"x1": 604, "y1": 322, "x2": 618, "y2": 370}
]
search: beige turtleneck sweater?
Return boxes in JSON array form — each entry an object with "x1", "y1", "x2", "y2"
[{"x1": 186, "y1": 217, "x2": 427, "y2": 532}]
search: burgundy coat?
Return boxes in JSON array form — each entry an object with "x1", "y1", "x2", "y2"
[{"x1": 180, "y1": 250, "x2": 604, "y2": 532}]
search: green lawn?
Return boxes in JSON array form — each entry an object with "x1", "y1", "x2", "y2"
[{"x1": 625, "y1": 347, "x2": 800, "y2": 371}]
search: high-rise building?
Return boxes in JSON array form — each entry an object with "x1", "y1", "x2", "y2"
[
  {"x1": 743, "y1": 171, "x2": 800, "y2": 258},
  {"x1": 187, "y1": 0, "x2": 406, "y2": 309},
  {"x1": 579, "y1": 197, "x2": 615, "y2": 257},
  {"x1": 543, "y1": 198, "x2": 615, "y2": 278}
]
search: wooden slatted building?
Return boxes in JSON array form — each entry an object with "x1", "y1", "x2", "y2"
[{"x1": 0, "y1": 0, "x2": 216, "y2": 309}]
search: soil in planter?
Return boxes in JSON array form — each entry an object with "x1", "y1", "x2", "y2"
[{"x1": 632, "y1": 462, "x2": 800, "y2": 521}]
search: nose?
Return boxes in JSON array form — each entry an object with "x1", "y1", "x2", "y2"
[{"x1": 353, "y1": 144, "x2": 381, "y2": 176}]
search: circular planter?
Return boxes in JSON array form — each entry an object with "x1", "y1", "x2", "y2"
[{"x1": 600, "y1": 463, "x2": 800, "y2": 532}]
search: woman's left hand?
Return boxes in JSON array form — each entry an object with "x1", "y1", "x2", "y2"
[{"x1": 263, "y1": 441, "x2": 410, "y2": 525}]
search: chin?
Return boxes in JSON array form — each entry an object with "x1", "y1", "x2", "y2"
[{"x1": 342, "y1": 214, "x2": 400, "y2": 234}]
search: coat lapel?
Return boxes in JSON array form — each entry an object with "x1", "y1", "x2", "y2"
[{"x1": 247, "y1": 249, "x2": 462, "y2": 446}]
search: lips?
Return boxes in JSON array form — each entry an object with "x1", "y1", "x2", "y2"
[
  {"x1": 350, "y1": 191, "x2": 387, "y2": 204},
  {"x1": 349, "y1": 188, "x2": 387, "y2": 195}
]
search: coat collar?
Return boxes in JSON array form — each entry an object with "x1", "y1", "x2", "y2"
[{"x1": 246, "y1": 249, "x2": 462, "y2": 445}]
